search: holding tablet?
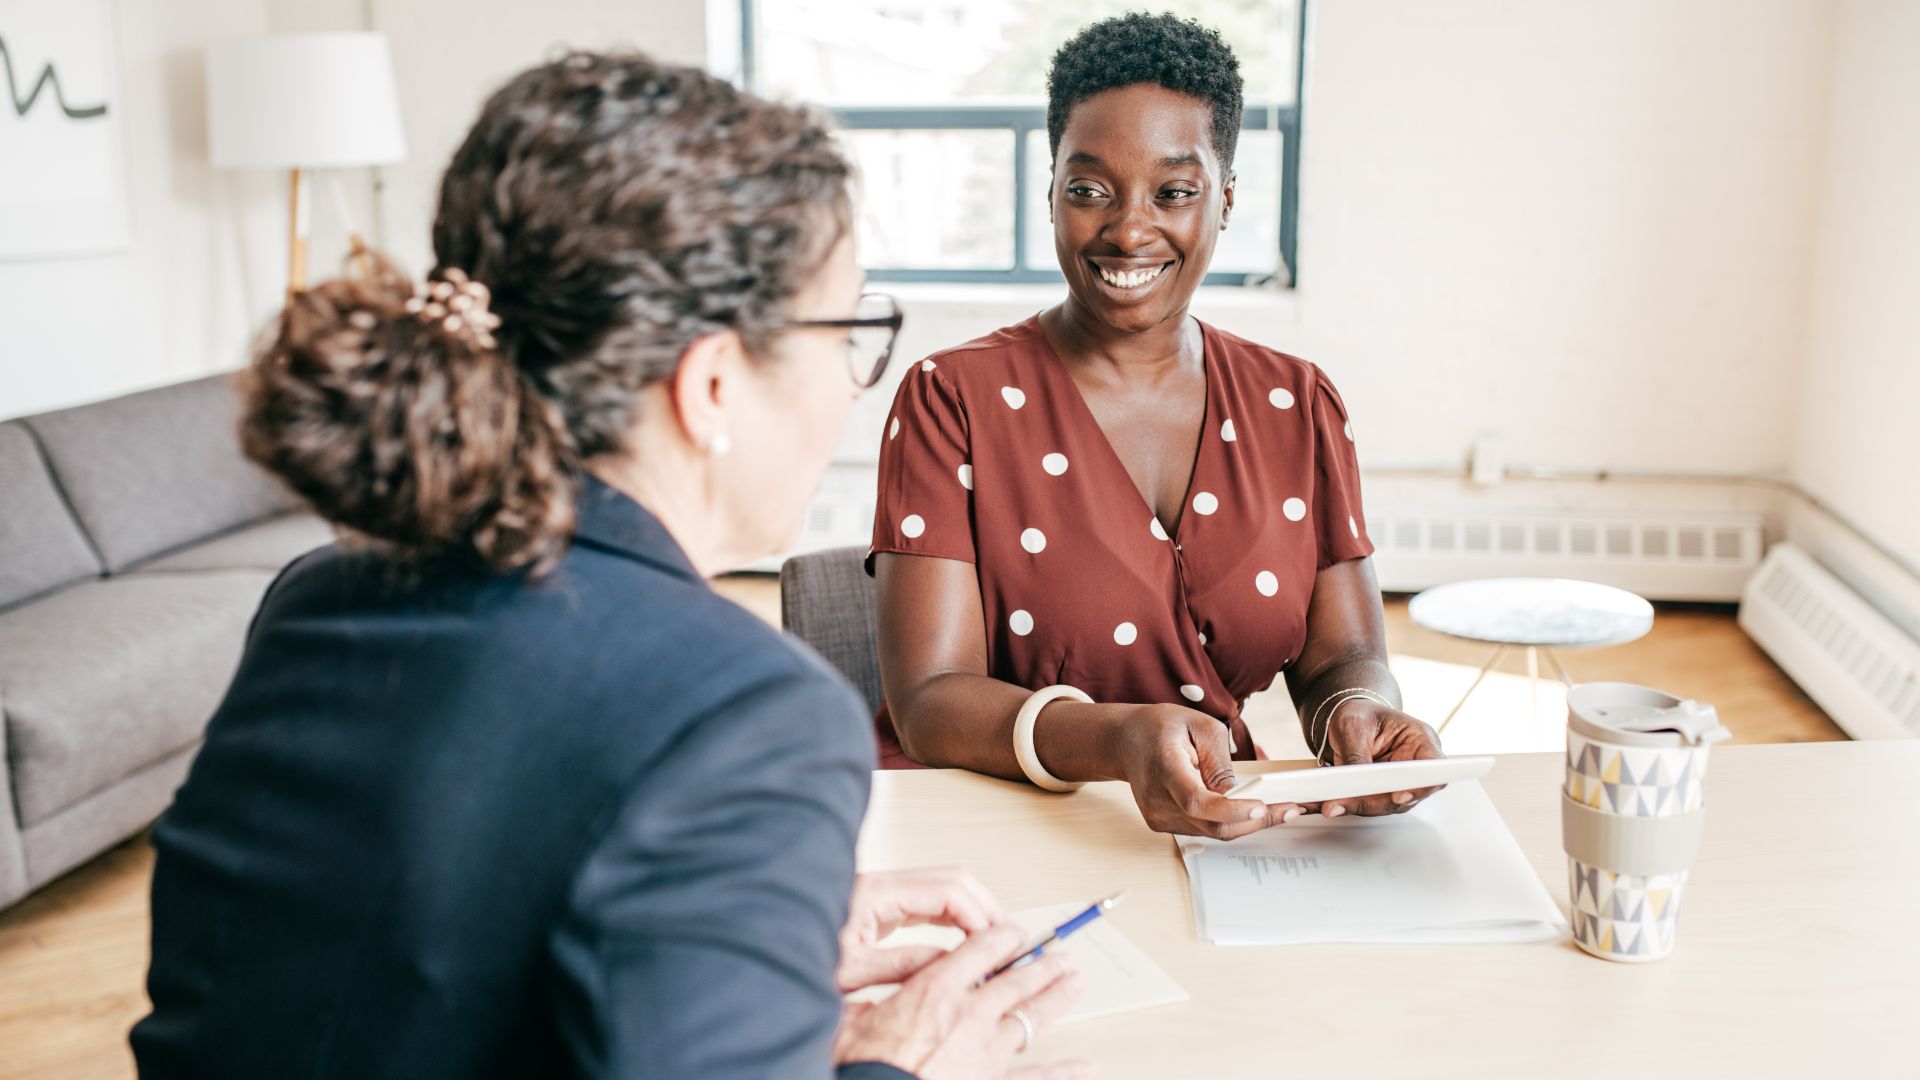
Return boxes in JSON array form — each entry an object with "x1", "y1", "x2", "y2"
[{"x1": 1226, "y1": 757, "x2": 1496, "y2": 808}]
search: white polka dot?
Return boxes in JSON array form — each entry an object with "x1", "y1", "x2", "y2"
[
  {"x1": 1349, "y1": 515, "x2": 1360, "y2": 538},
  {"x1": 1042, "y1": 453, "x2": 1069, "y2": 476},
  {"x1": 1113, "y1": 622, "x2": 1138, "y2": 646},
  {"x1": 1192, "y1": 491, "x2": 1219, "y2": 516},
  {"x1": 1220, "y1": 419, "x2": 1237, "y2": 443},
  {"x1": 921, "y1": 360, "x2": 937, "y2": 372},
  {"x1": 1344, "y1": 420, "x2": 1354, "y2": 441},
  {"x1": 1009, "y1": 609, "x2": 1034, "y2": 636},
  {"x1": 1002, "y1": 386, "x2": 1026, "y2": 410},
  {"x1": 1269, "y1": 387, "x2": 1296, "y2": 409},
  {"x1": 1198, "y1": 631, "x2": 1209, "y2": 645},
  {"x1": 1020, "y1": 528, "x2": 1047, "y2": 554},
  {"x1": 1180, "y1": 684, "x2": 1205, "y2": 702},
  {"x1": 1255, "y1": 570, "x2": 1279, "y2": 597},
  {"x1": 1149, "y1": 517, "x2": 1170, "y2": 542},
  {"x1": 1283, "y1": 497, "x2": 1307, "y2": 521},
  {"x1": 889, "y1": 416, "x2": 900, "y2": 440},
  {"x1": 901, "y1": 514, "x2": 925, "y2": 538},
  {"x1": 957, "y1": 464, "x2": 973, "y2": 490}
]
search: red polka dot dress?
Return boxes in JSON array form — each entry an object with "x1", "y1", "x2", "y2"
[{"x1": 867, "y1": 315, "x2": 1374, "y2": 769}]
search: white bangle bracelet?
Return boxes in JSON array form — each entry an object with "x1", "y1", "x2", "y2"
[
  {"x1": 1309, "y1": 688, "x2": 1394, "y2": 764},
  {"x1": 1013, "y1": 684, "x2": 1094, "y2": 792}
]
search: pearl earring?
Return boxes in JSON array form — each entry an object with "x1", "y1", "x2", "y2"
[{"x1": 709, "y1": 432, "x2": 732, "y2": 457}]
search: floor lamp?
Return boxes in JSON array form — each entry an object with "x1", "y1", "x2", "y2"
[{"x1": 205, "y1": 33, "x2": 406, "y2": 297}]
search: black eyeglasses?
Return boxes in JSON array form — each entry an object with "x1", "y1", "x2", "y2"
[{"x1": 768, "y1": 291, "x2": 903, "y2": 389}]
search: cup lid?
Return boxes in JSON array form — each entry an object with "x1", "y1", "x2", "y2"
[{"x1": 1567, "y1": 682, "x2": 1732, "y2": 747}]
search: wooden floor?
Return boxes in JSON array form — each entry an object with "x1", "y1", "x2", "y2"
[{"x1": 0, "y1": 584, "x2": 1842, "y2": 1079}]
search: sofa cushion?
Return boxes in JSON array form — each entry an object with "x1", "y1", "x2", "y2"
[
  {"x1": 0, "y1": 422, "x2": 103, "y2": 610},
  {"x1": 0, "y1": 570, "x2": 273, "y2": 826},
  {"x1": 137, "y1": 512, "x2": 336, "y2": 574},
  {"x1": 23, "y1": 374, "x2": 295, "y2": 573}
]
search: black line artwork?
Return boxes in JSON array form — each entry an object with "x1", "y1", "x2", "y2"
[{"x1": 2, "y1": 32, "x2": 110, "y2": 120}]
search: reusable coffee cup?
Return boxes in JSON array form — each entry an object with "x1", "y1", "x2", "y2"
[{"x1": 1562, "y1": 682, "x2": 1730, "y2": 962}]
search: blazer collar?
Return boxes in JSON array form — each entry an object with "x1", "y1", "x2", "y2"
[{"x1": 570, "y1": 473, "x2": 705, "y2": 585}]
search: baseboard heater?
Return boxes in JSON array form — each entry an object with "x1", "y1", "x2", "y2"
[
  {"x1": 1738, "y1": 542, "x2": 1920, "y2": 741},
  {"x1": 1368, "y1": 510, "x2": 1764, "y2": 602}
]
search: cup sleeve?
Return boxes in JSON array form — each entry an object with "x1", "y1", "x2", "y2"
[
  {"x1": 867, "y1": 362, "x2": 976, "y2": 574},
  {"x1": 1309, "y1": 364, "x2": 1376, "y2": 571}
]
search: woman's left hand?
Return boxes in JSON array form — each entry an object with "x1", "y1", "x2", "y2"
[
  {"x1": 1315, "y1": 701, "x2": 1446, "y2": 818},
  {"x1": 837, "y1": 866, "x2": 1006, "y2": 992}
]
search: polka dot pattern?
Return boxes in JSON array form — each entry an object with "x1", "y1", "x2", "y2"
[{"x1": 866, "y1": 317, "x2": 1375, "y2": 771}]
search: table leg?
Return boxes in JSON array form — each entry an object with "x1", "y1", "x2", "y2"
[
  {"x1": 1437, "y1": 643, "x2": 1507, "y2": 734},
  {"x1": 1544, "y1": 648, "x2": 1576, "y2": 689},
  {"x1": 1527, "y1": 646, "x2": 1541, "y2": 742}
]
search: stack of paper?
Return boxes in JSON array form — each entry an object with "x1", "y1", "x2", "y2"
[
  {"x1": 1178, "y1": 780, "x2": 1567, "y2": 945},
  {"x1": 848, "y1": 901, "x2": 1188, "y2": 1023}
]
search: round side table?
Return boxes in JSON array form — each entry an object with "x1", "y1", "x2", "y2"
[{"x1": 1407, "y1": 577, "x2": 1655, "y2": 732}]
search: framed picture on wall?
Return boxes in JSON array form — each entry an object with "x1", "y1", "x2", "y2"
[{"x1": 0, "y1": 0, "x2": 129, "y2": 260}]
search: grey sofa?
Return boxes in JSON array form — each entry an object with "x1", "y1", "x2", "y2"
[{"x1": 0, "y1": 374, "x2": 333, "y2": 908}]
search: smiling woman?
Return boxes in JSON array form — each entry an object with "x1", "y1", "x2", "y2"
[{"x1": 867, "y1": 13, "x2": 1448, "y2": 840}]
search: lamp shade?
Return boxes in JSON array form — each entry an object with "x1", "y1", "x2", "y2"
[{"x1": 206, "y1": 33, "x2": 405, "y2": 169}]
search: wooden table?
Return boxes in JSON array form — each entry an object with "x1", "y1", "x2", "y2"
[{"x1": 856, "y1": 742, "x2": 1919, "y2": 1078}]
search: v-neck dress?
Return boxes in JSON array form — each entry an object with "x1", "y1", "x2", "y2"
[{"x1": 865, "y1": 315, "x2": 1374, "y2": 770}]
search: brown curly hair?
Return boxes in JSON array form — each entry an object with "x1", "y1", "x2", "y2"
[{"x1": 241, "y1": 51, "x2": 853, "y2": 574}]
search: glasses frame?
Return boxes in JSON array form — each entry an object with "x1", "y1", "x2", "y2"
[{"x1": 768, "y1": 291, "x2": 904, "y2": 389}]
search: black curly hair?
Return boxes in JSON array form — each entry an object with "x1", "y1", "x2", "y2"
[{"x1": 1046, "y1": 12, "x2": 1245, "y2": 170}]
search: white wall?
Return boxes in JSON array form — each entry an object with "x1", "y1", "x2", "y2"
[
  {"x1": 366, "y1": 0, "x2": 709, "y2": 276},
  {"x1": 0, "y1": 0, "x2": 285, "y2": 420},
  {"x1": 836, "y1": 0, "x2": 1837, "y2": 484},
  {"x1": 1788, "y1": 0, "x2": 1920, "y2": 572}
]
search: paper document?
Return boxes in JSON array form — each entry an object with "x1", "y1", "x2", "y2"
[
  {"x1": 1178, "y1": 780, "x2": 1568, "y2": 945},
  {"x1": 846, "y1": 901, "x2": 1187, "y2": 1023}
]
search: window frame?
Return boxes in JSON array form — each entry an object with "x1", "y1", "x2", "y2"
[{"x1": 739, "y1": 0, "x2": 1308, "y2": 288}]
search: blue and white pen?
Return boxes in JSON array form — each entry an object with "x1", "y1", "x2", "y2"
[{"x1": 984, "y1": 890, "x2": 1129, "y2": 981}]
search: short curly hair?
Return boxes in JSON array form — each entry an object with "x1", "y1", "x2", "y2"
[{"x1": 1046, "y1": 12, "x2": 1245, "y2": 170}]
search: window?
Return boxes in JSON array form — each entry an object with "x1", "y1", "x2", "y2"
[{"x1": 730, "y1": 0, "x2": 1306, "y2": 286}]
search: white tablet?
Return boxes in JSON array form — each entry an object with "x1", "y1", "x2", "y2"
[{"x1": 1225, "y1": 756, "x2": 1495, "y2": 805}]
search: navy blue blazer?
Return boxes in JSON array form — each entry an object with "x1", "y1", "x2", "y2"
[{"x1": 133, "y1": 476, "x2": 910, "y2": 1079}]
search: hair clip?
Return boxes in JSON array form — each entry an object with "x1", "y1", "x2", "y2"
[{"x1": 404, "y1": 267, "x2": 502, "y2": 349}]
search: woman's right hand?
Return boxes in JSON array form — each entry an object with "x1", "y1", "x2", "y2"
[
  {"x1": 1109, "y1": 704, "x2": 1302, "y2": 839},
  {"x1": 833, "y1": 923, "x2": 1092, "y2": 1079}
]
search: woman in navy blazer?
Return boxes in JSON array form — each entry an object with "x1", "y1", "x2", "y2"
[{"x1": 132, "y1": 52, "x2": 1084, "y2": 1080}]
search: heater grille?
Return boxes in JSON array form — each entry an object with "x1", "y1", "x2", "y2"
[{"x1": 1738, "y1": 543, "x2": 1920, "y2": 740}]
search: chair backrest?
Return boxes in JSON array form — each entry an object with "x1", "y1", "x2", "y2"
[{"x1": 779, "y1": 546, "x2": 884, "y2": 715}]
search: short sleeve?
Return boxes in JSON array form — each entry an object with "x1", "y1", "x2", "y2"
[
  {"x1": 1309, "y1": 365, "x2": 1375, "y2": 571},
  {"x1": 867, "y1": 361, "x2": 975, "y2": 573}
]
